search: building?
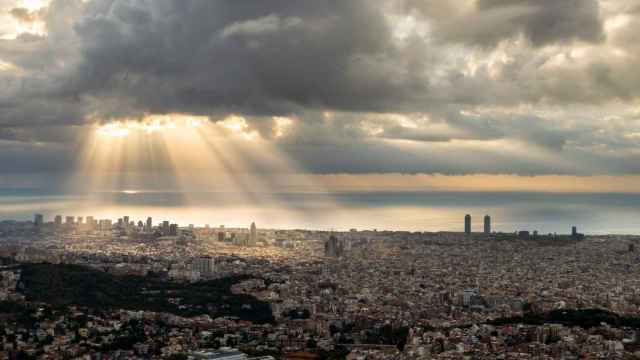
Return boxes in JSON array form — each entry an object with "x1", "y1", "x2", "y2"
[
  {"x1": 54, "y1": 215, "x2": 62, "y2": 226},
  {"x1": 99, "y1": 219, "x2": 112, "y2": 231},
  {"x1": 463, "y1": 288, "x2": 480, "y2": 307},
  {"x1": 193, "y1": 256, "x2": 215, "y2": 276},
  {"x1": 65, "y1": 216, "x2": 74, "y2": 225},
  {"x1": 34, "y1": 214, "x2": 43, "y2": 228},
  {"x1": 86, "y1": 216, "x2": 95, "y2": 229},
  {"x1": 325, "y1": 235, "x2": 344, "y2": 258},
  {"x1": 483, "y1": 215, "x2": 491, "y2": 234},
  {"x1": 146, "y1": 217, "x2": 153, "y2": 230},
  {"x1": 249, "y1": 222, "x2": 257, "y2": 246},
  {"x1": 464, "y1": 214, "x2": 471, "y2": 235},
  {"x1": 169, "y1": 224, "x2": 178, "y2": 236}
]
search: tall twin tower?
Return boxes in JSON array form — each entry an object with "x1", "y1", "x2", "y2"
[{"x1": 465, "y1": 214, "x2": 491, "y2": 235}]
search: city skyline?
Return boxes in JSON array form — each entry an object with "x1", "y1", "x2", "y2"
[{"x1": 4, "y1": 1, "x2": 640, "y2": 359}]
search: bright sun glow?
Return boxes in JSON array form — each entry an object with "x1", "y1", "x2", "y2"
[
  {"x1": 96, "y1": 114, "x2": 205, "y2": 138},
  {"x1": 21, "y1": 0, "x2": 48, "y2": 11},
  {"x1": 78, "y1": 114, "x2": 331, "y2": 208}
]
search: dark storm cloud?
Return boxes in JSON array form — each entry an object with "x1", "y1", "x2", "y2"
[
  {"x1": 440, "y1": 0, "x2": 604, "y2": 47},
  {"x1": 64, "y1": 0, "x2": 428, "y2": 117},
  {"x1": 0, "y1": 0, "x2": 640, "y2": 179}
]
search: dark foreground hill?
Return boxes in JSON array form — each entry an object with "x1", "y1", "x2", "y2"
[{"x1": 17, "y1": 263, "x2": 274, "y2": 324}]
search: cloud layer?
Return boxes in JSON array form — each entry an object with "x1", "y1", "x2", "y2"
[{"x1": 1, "y1": 0, "x2": 640, "y2": 180}]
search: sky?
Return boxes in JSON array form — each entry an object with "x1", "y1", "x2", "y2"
[{"x1": 1, "y1": 0, "x2": 640, "y2": 193}]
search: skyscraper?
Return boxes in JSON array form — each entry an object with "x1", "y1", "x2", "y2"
[
  {"x1": 34, "y1": 214, "x2": 43, "y2": 228},
  {"x1": 465, "y1": 214, "x2": 471, "y2": 235},
  {"x1": 146, "y1": 217, "x2": 153, "y2": 230},
  {"x1": 484, "y1": 215, "x2": 491, "y2": 234},
  {"x1": 54, "y1": 215, "x2": 62, "y2": 226},
  {"x1": 249, "y1": 222, "x2": 257, "y2": 246},
  {"x1": 86, "y1": 216, "x2": 94, "y2": 228},
  {"x1": 325, "y1": 235, "x2": 344, "y2": 258},
  {"x1": 192, "y1": 256, "x2": 215, "y2": 276}
]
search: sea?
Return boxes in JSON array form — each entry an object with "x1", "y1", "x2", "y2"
[{"x1": 0, "y1": 190, "x2": 639, "y2": 235}]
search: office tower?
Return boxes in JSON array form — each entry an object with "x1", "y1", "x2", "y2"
[
  {"x1": 54, "y1": 215, "x2": 62, "y2": 226},
  {"x1": 249, "y1": 222, "x2": 257, "y2": 246},
  {"x1": 483, "y1": 215, "x2": 491, "y2": 234},
  {"x1": 99, "y1": 219, "x2": 112, "y2": 231},
  {"x1": 34, "y1": 214, "x2": 44, "y2": 228},
  {"x1": 463, "y1": 288, "x2": 479, "y2": 307},
  {"x1": 325, "y1": 235, "x2": 344, "y2": 258},
  {"x1": 86, "y1": 216, "x2": 94, "y2": 229},
  {"x1": 76, "y1": 217, "x2": 83, "y2": 225},
  {"x1": 572, "y1": 226, "x2": 577, "y2": 237},
  {"x1": 137, "y1": 220, "x2": 144, "y2": 228},
  {"x1": 465, "y1": 214, "x2": 471, "y2": 235},
  {"x1": 146, "y1": 217, "x2": 152, "y2": 230},
  {"x1": 169, "y1": 224, "x2": 178, "y2": 236},
  {"x1": 218, "y1": 231, "x2": 225, "y2": 242},
  {"x1": 65, "y1": 216, "x2": 74, "y2": 225},
  {"x1": 192, "y1": 256, "x2": 215, "y2": 276},
  {"x1": 123, "y1": 216, "x2": 129, "y2": 228}
]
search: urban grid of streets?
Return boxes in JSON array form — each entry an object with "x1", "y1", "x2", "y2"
[{"x1": 1, "y1": 216, "x2": 640, "y2": 359}]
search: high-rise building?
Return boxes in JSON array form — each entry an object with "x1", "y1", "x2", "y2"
[
  {"x1": 169, "y1": 224, "x2": 178, "y2": 236},
  {"x1": 464, "y1": 214, "x2": 471, "y2": 235},
  {"x1": 218, "y1": 231, "x2": 225, "y2": 242},
  {"x1": 54, "y1": 215, "x2": 62, "y2": 226},
  {"x1": 463, "y1": 288, "x2": 479, "y2": 307},
  {"x1": 572, "y1": 226, "x2": 577, "y2": 237},
  {"x1": 146, "y1": 217, "x2": 153, "y2": 230},
  {"x1": 325, "y1": 235, "x2": 344, "y2": 258},
  {"x1": 99, "y1": 219, "x2": 112, "y2": 231},
  {"x1": 65, "y1": 216, "x2": 74, "y2": 225},
  {"x1": 34, "y1": 214, "x2": 44, "y2": 228},
  {"x1": 249, "y1": 222, "x2": 257, "y2": 246},
  {"x1": 123, "y1": 216, "x2": 130, "y2": 227},
  {"x1": 76, "y1": 217, "x2": 83, "y2": 225},
  {"x1": 483, "y1": 215, "x2": 491, "y2": 234},
  {"x1": 192, "y1": 256, "x2": 215, "y2": 276}
]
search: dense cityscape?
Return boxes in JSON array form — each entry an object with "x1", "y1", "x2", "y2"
[
  {"x1": 4, "y1": 0, "x2": 640, "y2": 358},
  {"x1": 0, "y1": 212, "x2": 638, "y2": 359}
]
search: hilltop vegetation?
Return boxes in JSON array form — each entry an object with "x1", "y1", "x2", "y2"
[{"x1": 17, "y1": 263, "x2": 274, "y2": 324}]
